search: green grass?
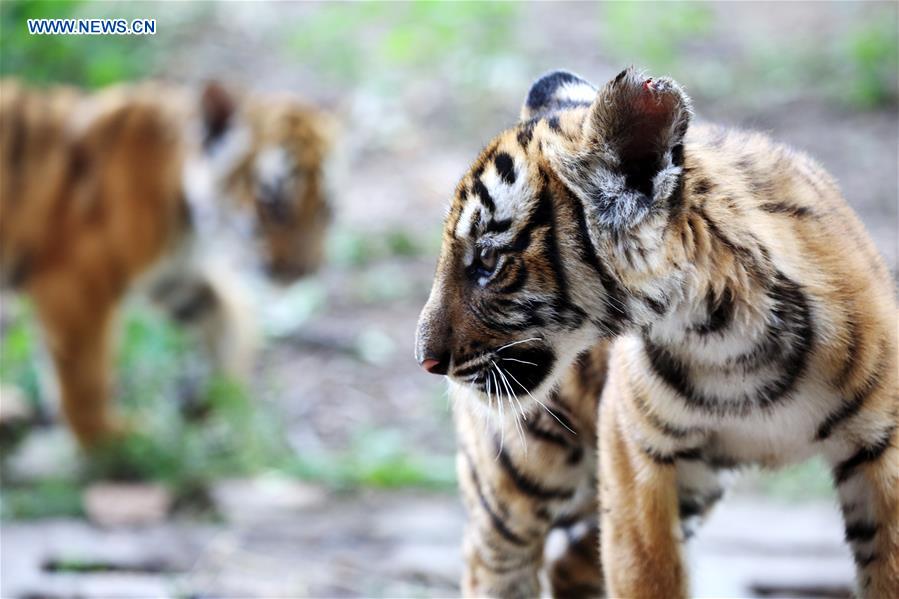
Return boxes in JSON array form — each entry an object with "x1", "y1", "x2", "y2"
[
  {"x1": 1, "y1": 478, "x2": 84, "y2": 519},
  {"x1": 822, "y1": 7, "x2": 898, "y2": 109},
  {"x1": 327, "y1": 226, "x2": 441, "y2": 269},
  {"x1": 287, "y1": 428, "x2": 456, "y2": 491},
  {"x1": 0, "y1": 300, "x2": 42, "y2": 414},
  {"x1": 599, "y1": 3, "x2": 713, "y2": 72},
  {"x1": 743, "y1": 7, "x2": 898, "y2": 111},
  {"x1": 597, "y1": 3, "x2": 897, "y2": 111},
  {"x1": 741, "y1": 457, "x2": 836, "y2": 502},
  {"x1": 0, "y1": 0, "x2": 153, "y2": 88},
  {"x1": 286, "y1": 2, "x2": 520, "y2": 86},
  {"x1": 1, "y1": 299, "x2": 455, "y2": 519}
]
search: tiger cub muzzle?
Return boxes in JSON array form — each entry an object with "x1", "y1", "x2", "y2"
[{"x1": 414, "y1": 297, "x2": 556, "y2": 401}]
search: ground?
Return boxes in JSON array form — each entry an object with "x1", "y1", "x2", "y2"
[
  {"x1": 1, "y1": 2, "x2": 896, "y2": 598},
  {"x1": 2, "y1": 483, "x2": 855, "y2": 598}
]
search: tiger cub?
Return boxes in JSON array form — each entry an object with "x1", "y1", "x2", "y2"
[
  {"x1": 1, "y1": 79, "x2": 334, "y2": 447},
  {"x1": 416, "y1": 68, "x2": 897, "y2": 598}
]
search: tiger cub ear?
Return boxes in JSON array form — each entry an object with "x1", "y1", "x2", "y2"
[
  {"x1": 554, "y1": 68, "x2": 692, "y2": 230},
  {"x1": 520, "y1": 70, "x2": 597, "y2": 121},
  {"x1": 587, "y1": 67, "x2": 692, "y2": 196},
  {"x1": 200, "y1": 81, "x2": 237, "y2": 149}
]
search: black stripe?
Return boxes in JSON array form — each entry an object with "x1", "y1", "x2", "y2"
[
  {"x1": 566, "y1": 444, "x2": 584, "y2": 465},
  {"x1": 464, "y1": 451, "x2": 528, "y2": 546},
  {"x1": 815, "y1": 340, "x2": 886, "y2": 441},
  {"x1": 546, "y1": 115, "x2": 563, "y2": 134},
  {"x1": 524, "y1": 419, "x2": 573, "y2": 448},
  {"x1": 833, "y1": 316, "x2": 863, "y2": 390},
  {"x1": 171, "y1": 283, "x2": 218, "y2": 322},
  {"x1": 517, "y1": 120, "x2": 536, "y2": 148},
  {"x1": 493, "y1": 152, "x2": 516, "y2": 185},
  {"x1": 468, "y1": 207, "x2": 482, "y2": 233},
  {"x1": 493, "y1": 260, "x2": 527, "y2": 295},
  {"x1": 756, "y1": 273, "x2": 814, "y2": 408},
  {"x1": 674, "y1": 447, "x2": 704, "y2": 461},
  {"x1": 643, "y1": 445, "x2": 703, "y2": 466},
  {"x1": 497, "y1": 445, "x2": 576, "y2": 501},
  {"x1": 484, "y1": 217, "x2": 513, "y2": 234},
  {"x1": 526, "y1": 70, "x2": 590, "y2": 111},
  {"x1": 679, "y1": 489, "x2": 723, "y2": 520},
  {"x1": 693, "y1": 287, "x2": 734, "y2": 335},
  {"x1": 563, "y1": 527, "x2": 599, "y2": 563},
  {"x1": 567, "y1": 188, "x2": 629, "y2": 331},
  {"x1": 706, "y1": 454, "x2": 741, "y2": 471},
  {"x1": 692, "y1": 178, "x2": 713, "y2": 196},
  {"x1": 759, "y1": 201, "x2": 813, "y2": 218},
  {"x1": 671, "y1": 143, "x2": 684, "y2": 167},
  {"x1": 538, "y1": 175, "x2": 582, "y2": 327},
  {"x1": 845, "y1": 522, "x2": 878, "y2": 543},
  {"x1": 642, "y1": 445, "x2": 675, "y2": 465},
  {"x1": 854, "y1": 552, "x2": 877, "y2": 569},
  {"x1": 666, "y1": 169, "x2": 686, "y2": 219},
  {"x1": 542, "y1": 395, "x2": 579, "y2": 436},
  {"x1": 835, "y1": 424, "x2": 895, "y2": 484},
  {"x1": 5, "y1": 253, "x2": 31, "y2": 288},
  {"x1": 452, "y1": 360, "x2": 488, "y2": 378},
  {"x1": 472, "y1": 178, "x2": 495, "y2": 212},
  {"x1": 645, "y1": 272, "x2": 813, "y2": 417},
  {"x1": 643, "y1": 294, "x2": 668, "y2": 316},
  {"x1": 632, "y1": 391, "x2": 702, "y2": 440},
  {"x1": 697, "y1": 208, "x2": 768, "y2": 282},
  {"x1": 552, "y1": 513, "x2": 583, "y2": 529}
]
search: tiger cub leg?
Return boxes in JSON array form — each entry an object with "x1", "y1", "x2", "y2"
[
  {"x1": 676, "y1": 456, "x2": 726, "y2": 542},
  {"x1": 32, "y1": 279, "x2": 120, "y2": 447},
  {"x1": 597, "y1": 366, "x2": 690, "y2": 599},
  {"x1": 829, "y1": 408, "x2": 899, "y2": 598},
  {"x1": 455, "y1": 394, "x2": 594, "y2": 598},
  {"x1": 148, "y1": 265, "x2": 255, "y2": 380},
  {"x1": 546, "y1": 517, "x2": 604, "y2": 599}
]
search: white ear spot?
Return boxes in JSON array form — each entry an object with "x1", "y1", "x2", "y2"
[{"x1": 556, "y1": 81, "x2": 597, "y2": 105}]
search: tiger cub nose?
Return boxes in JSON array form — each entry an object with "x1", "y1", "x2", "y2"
[{"x1": 420, "y1": 355, "x2": 449, "y2": 375}]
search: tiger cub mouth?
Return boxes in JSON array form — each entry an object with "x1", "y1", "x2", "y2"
[{"x1": 449, "y1": 339, "x2": 556, "y2": 405}]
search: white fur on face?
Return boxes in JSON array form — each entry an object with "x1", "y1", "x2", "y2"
[
  {"x1": 454, "y1": 193, "x2": 481, "y2": 240},
  {"x1": 453, "y1": 151, "x2": 535, "y2": 243},
  {"x1": 254, "y1": 145, "x2": 307, "y2": 207},
  {"x1": 480, "y1": 156, "x2": 531, "y2": 224},
  {"x1": 183, "y1": 120, "x2": 253, "y2": 241},
  {"x1": 254, "y1": 146, "x2": 291, "y2": 187}
]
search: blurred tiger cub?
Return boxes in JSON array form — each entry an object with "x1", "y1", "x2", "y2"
[
  {"x1": 416, "y1": 68, "x2": 897, "y2": 598},
  {"x1": 0, "y1": 79, "x2": 334, "y2": 447}
]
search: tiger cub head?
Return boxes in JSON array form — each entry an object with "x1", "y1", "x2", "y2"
[
  {"x1": 199, "y1": 83, "x2": 335, "y2": 283},
  {"x1": 415, "y1": 68, "x2": 692, "y2": 408}
]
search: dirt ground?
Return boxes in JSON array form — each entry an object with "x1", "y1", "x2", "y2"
[
  {"x1": 1, "y1": 484, "x2": 856, "y2": 598},
  {"x1": 2, "y1": 3, "x2": 897, "y2": 598}
]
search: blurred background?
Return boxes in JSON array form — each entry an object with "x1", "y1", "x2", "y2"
[{"x1": 0, "y1": 1, "x2": 896, "y2": 597}]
